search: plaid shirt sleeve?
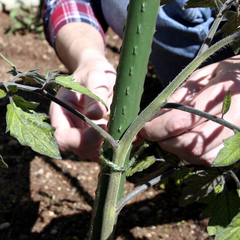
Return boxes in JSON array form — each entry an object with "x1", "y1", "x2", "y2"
[{"x1": 43, "y1": 0, "x2": 106, "y2": 48}]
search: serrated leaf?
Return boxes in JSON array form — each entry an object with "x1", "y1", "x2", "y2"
[
  {"x1": 0, "y1": 53, "x2": 16, "y2": 69},
  {"x1": 13, "y1": 95, "x2": 39, "y2": 110},
  {"x1": 0, "y1": 155, "x2": 8, "y2": 168},
  {"x1": 134, "y1": 154, "x2": 180, "y2": 185},
  {"x1": 179, "y1": 168, "x2": 221, "y2": 206},
  {"x1": 0, "y1": 89, "x2": 6, "y2": 99},
  {"x1": 216, "y1": 212, "x2": 240, "y2": 240},
  {"x1": 217, "y1": 11, "x2": 240, "y2": 53},
  {"x1": 126, "y1": 155, "x2": 156, "y2": 177},
  {"x1": 212, "y1": 130, "x2": 240, "y2": 167},
  {"x1": 218, "y1": 11, "x2": 240, "y2": 37},
  {"x1": 6, "y1": 96, "x2": 61, "y2": 159},
  {"x1": 55, "y1": 75, "x2": 108, "y2": 110},
  {"x1": 222, "y1": 90, "x2": 231, "y2": 117},
  {"x1": 201, "y1": 189, "x2": 240, "y2": 236}
]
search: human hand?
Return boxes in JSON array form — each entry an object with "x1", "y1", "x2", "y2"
[
  {"x1": 137, "y1": 55, "x2": 240, "y2": 166},
  {"x1": 49, "y1": 57, "x2": 116, "y2": 162}
]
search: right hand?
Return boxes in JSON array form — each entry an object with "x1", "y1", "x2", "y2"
[{"x1": 49, "y1": 57, "x2": 116, "y2": 162}]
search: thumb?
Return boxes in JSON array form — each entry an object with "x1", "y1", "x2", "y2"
[
  {"x1": 84, "y1": 96, "x2": 106, "y2": 120},
  {"x1": 84, "y1": 70, "x2": 115, "y2": 120}
]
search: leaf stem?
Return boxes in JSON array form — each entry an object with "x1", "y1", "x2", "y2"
[
  {"x1": 115, "y1": 168, "x2": 178, "y2": 215},
  {"x1": 162, "y1": 102, "x2": 240, "y2": 132},
  {"x1": 42, "y1": 90, "x2": 119, "y2": 150},
  {"x1": 227, "y1": 170, "x2": 240, "y2": 189}
]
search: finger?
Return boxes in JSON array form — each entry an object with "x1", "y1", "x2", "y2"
[
  {"x1": 198, "y1": 143, "x2": 224, "y2": 166},
  {"x1": 84, "y1": 70, "x2": 116, "y2": 119},
  {"x1": 158, "y1": 119, "x2": 234, "y2": 165},
  {"x1": 140, "y1": 69, "x2": 240, "y2": 142},
  {"x1": 54, "y1": 125, "x2": 106, "y2": 162},
  {"x1": 167, "y1": 63, "x2": 218, "y2": 103},
  {"x1": 49, "y1": 98, "x2": 87, "y2": 130}
]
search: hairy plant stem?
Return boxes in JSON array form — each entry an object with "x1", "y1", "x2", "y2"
[{"x1": 118, "y1": 31, "x2": 240, "y2": 167}]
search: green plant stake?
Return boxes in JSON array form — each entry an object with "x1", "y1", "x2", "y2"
[{"x1": 88, "y1": 0, "x2": 160, "y2": 239}]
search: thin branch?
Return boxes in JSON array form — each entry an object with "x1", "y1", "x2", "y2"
[
  {"x1": 42, "y1": 90, "x2": 119, "y2": 150},
  {"x1": 197, "y1": 0, "x2": 234, "y2": 55},
  {"x1": 115, "y1": 168, "x2": 178, "y2": 215},
  {"x1": 227, "y1": 170, "x2": 240, "y2": 189},
  {"x1": 162, "y1": 102, "x2": 240, "y2": 132}
]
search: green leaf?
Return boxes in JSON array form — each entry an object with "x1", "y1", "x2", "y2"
[
  {"x1": 23, "y1": 17, "x2": 32, "y2": 26},
  {"x1": 0, "y1": 53, "x2": 16, "y2": 69},
  {"x1": 0, "y1": 89, "x2": 7, "y2": 99},
  {"x1": 212, "y1": 130, "x2": 240, "y2": 167},
  {"x1": 55, "y1": 75, "x2": 108, "y2": 110},
  {"x1": 13, "y1": 95, "x2": 39, "y2": 110},
  {"x1": 222, "y1": 90, "x2": 231, "y2": 117},
  {"x1": 217, "y1": 11, "x2": 240, "y2": 54},
  {"x1": 179, "y1": 168, "x2": 221, "y2": 206},
  {"x1": 201, "y1": 189, "x2": 240, "y2": 236},
  {"x1": 7, "y1": 84, "x2": 18, "y2": 93},
  {"x1": 216, "y1": 212, "x2": 240, "y2": 240},
  {"x1": 7, "y1": 69, "x2": 18, "y2": 76},
  {"x1": 9, "y1": 8, "x2": 19, "y2": 21},
  {"x1": 6, "y1": 95, "x2": 61, "y2": 159},
  {"x1": 218, "y1": 12, "x2": 240, "y2": 37},
  {"x1": 126, "y1": 155, "x2": 156, "y2": 177},
  {"x1": 0, "y1": 155, "x2": 8, "y2": 168}
]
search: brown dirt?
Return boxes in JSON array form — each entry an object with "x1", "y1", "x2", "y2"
[{"x1": 0, "y1": 11, "x2": 214, "y2": 240}]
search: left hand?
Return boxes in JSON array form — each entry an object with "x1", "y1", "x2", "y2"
[{"x1": 137, "y1": 55, "x2": 240, "y2": 166}]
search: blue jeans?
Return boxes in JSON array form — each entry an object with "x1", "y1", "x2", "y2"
[{"x1": 101, "y1": 0, "x2": 215, "y2": 87}]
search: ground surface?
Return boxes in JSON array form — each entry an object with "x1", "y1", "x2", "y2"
[{"x1": 0, "y1": 12, "x2": 214, "y2": 240}]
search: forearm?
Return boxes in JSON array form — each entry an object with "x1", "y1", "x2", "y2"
[{"x1": 55, "y1": 22, "x2": 106, "y2": 73}]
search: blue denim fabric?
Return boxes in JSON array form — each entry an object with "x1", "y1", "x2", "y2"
[{"x1": 101, "y1": 0, "x2": 215, "y2": 87}]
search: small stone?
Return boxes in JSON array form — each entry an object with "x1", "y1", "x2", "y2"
[
  {"x1": 137, "y1": 206, "x2": 152, "y2": 214},
  {"x1": 51, "y1": 229, "x2": 57, "y2": 235},
  {"x1": 72, "y1": 187, "x2": 77, "y2": 193},
  {"x1": 35, "y1": 168, "x2": 44, "y2": 175},
  {"x1": 19, "y1": 235, "x2": 28, "y2": 240},
  {"x1": 190, "y1": 224, "x2": 196, "y2": 229},
  {"x1": 48, "y1": 211, "x2": 55, "y2": 217},
  {"x1": 45, "y1": 172, "x2": 52, "y2": 179},
  {"x1": 0, "y1": 222, "x2": 10, "y2": 230},
  {"x1": 145, "y1": 232, "x2": 152, "y2": 238},
  {"x1": 66, "y1": 164, "x2": 72, "y2": 169}
]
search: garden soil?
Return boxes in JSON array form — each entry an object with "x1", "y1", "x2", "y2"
[{"x1": 0, "y1": 11, "x2": 214, "y2": 240}]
